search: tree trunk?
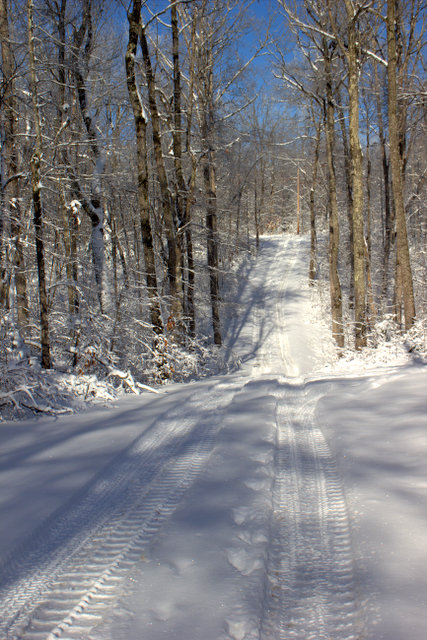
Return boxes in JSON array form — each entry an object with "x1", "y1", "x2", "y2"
[
  {"x1": 125, "y1": 0, "x2": 162, "y2": 335},
  {"x1": 309, "y1": 118, "x2": 320, "y2": 284},
  {"x1": 178, "y1": 6, "x2": 198, "y2": 337},
  {"x1": 28, "y1": 0, "x2": 51, "y2": 368},
  {"x1": 202, "y1": 141, "x2": 222, "y2": 346},
  {"x1": 0, "y1": 0, "x2": 29, "y2": 333},
  {"x1": 171, "y1": 2, "x2": 186, "y2": 216},
  {"x1": 344, "y1": 0, "x2": 366, "y2": 348},
  {"x1": 387, "y1": 0, "x2": 416, "y2": 329},
  {"x1": 324, "y1": 46, "x2": 344, "y2": 349},
  {"x1": 254, "y1": 178, "x2": 260, "y2": 250},
  {"x1": 71, "y1": 2, "x2": 106, "y2": 314},
  {"x1": 337, "y1": 97, "x2": 354, "y2": 305},
  {"x1": 195, "y1": 15, "x2": 222, "y2": 346},
  {"x1": 139, "y1": 19, "x2": 183, "y2": 329},
  {"x1": 171, "y1": 1, "x2": 196, "y2": 338},
  {"x1": 55, "y1": 0, "x2": 80, "y2": 360},
  {"x1": 374, "y1": 64, "x2": 394, "y2": 306},
  {"x1": 184, "y1": 155, "x2": 197, "y2": 338}
]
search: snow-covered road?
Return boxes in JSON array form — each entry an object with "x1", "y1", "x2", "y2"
[{"x1": 1, "y1": 235, "x2": 426, "y2": 640}]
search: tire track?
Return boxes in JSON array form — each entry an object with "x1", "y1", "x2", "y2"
[
  {"x1": 274, "y1": 241, "x2": 299, "y2": 379},
  {"x1": 250, "y1": 235, "x2": 293, "y2": 378},
  {"x1": 260, "y1": 385, "x2": 361, "y2": 640},
  {"x1": 249, "y1": 237, "x2": 360, "y2": 638},
  {"x1": 0, "y1": 383, "x2": 236, "y2": 639}
]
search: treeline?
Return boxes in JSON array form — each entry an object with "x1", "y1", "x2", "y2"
[
  {"x1": 274, "y1": 0, "x2": 426, "y2": 350},
  {"x1": 0, "y1": 0, "x2": 280, "y2": 383},
  {"x1": 1, "y1": 0, "x2": 425, "y2": 389}
]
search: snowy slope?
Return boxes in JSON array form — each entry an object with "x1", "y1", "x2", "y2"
[{"x1": 0, "y1": 235, "x2": 426, "y2": 640}]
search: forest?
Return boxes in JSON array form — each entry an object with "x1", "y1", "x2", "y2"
[{"x1": 0, "y1": 0, "x2": 425, "y2": 413}]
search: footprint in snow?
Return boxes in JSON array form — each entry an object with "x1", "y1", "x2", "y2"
[
  {"x1": 232, "y1": 506, "x2": 252, "y2": 525},
  {"x1": 226, "y1": 548, "x2": 263, "y2": 575}
]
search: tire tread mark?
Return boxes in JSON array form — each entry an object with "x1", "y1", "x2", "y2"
[
  {"x1": 0, "y1": 385, "x2": 234, "y2": 639},
  {"x1": 261, "y1": 386, "x2": 362, "y2": 640}
]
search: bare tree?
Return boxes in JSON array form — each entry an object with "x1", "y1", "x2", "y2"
[
  {"x1": 323, "y1": 36, "x2": 344, "y2": 348},
  {"x1": 139, "y1": 13, "x2": 184, "y2": 333},
  {"x1": 328, "y1": 0, "x2": 367, "y2": 348},
  {"x1": 125, "y1": 0, "x2": 163, "y2": 335},
  {"x1": 27, "y1": 0, "x2": 51, "y2": 367},
  {"x1": 0, "y1": 0, "x2": 29, "y2": 336},
  {"x1": 386, "y1": 0, "x2": 416, "y2": 329},
  {"x1": 70, "y1": 0, "x2": 107, "y2": 314},
  {"x1": 308, "y1": 110, "x2": 320, "y2": 285}
]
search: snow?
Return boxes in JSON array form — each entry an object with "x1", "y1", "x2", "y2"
[
  {"x1": 0, "y1": 234, "x2": 426, "y2": 640},
  {"x1": 317, "y1": 367, "x2": 427, "y2": 640}
]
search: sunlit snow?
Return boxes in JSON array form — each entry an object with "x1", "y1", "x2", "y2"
[{"x1": 0, "y1": 235, "x2": 425, "y2": 640}]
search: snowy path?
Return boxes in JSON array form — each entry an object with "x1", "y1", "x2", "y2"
[
  {"x1": 1, "y1": 235, "x2": 426, "y2": 640},
  {"x1": 260, "y1": 385, "x2": 358, "y2": 639},
  {"x1": 0, "y1": 381, "x2": 236, "y2": 638}
]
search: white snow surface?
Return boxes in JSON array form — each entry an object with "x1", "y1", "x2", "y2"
[{"x1": 0, "y1": 235, "x2": 426, "y2": 639}]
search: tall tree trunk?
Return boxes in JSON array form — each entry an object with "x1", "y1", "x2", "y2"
[
  {"x1": 125, "y1": 0, "x2": 162, "y2": 335},
  {"x1": 254, "y1": 178, "x2": 260, "y2": 250},
  {"x1": 344, "y1": 0, "x2": 366, "y2": 348},
  {"x1": 178, "y1": 5, "x2": 198, "y2": 337},
  {"x1": 0, "y1": 0, "x2": 29, "y2": 333},
  {"x1": 194, "y1": 12, "x2": 222, "y2": 345},
  {"x1": 27, "y1": 0, "x2": 51, "y2": 368},
  {"x1": 324, "y1": 47, "x2": 344, "y2": 349},
  {"x1": 364, "y1": 125, "x2": 376, "y2": 325},
  {"x1": 258, "y1": 157, "x2": 266, "y2": 247},
  {"x1": 171, "y1": 2, "x2": 186, "y2": 218},
  {"x1": 139, "y1": 20, "x2": 183, "y2": 329},
  {"x1": 200, "y1": 52, "x2": 222, "y2": 345},
  {"x1": 184, "y1": 155, "x2": 197, "y2": 338},
  {"x1": 337, "y1": 97, "x2": 354, "y2": 304},
  {"x1": 55, "y1": 0, "x2": 80, "y2": 360},
  {"x1": 365, "y1": 111, "x2": 372, "y2": 261},
  {"x1": 171, "y1": 1, "x2": 195, "y2": 337},
  {"x1": 374, "y1": 63, "x2": 394, "y2": 306},
  {"x1": 71, "y1": 1, "x2": 106, "y2": 313},
  {"x1": 387, "y1": 0, "x2": 416, "y2": 329},
  {"x1": 202, "y1": 137, "x2": 222, "y2": 346},
  {"x1": 309, "y1": 117, "x2": 320, "y2": 284}
]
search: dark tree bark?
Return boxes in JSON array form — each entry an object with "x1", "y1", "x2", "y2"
[
  {"x1": 54, "y1": 0, "x2": 80, "y2": 360},
  {"x1": 28, "y1": 0, "x2": 51, "y2": 368},
  {"x1": 343, "y1": 0, "x2": 367, "y2": 349},
  {"x1": 0, "y1": 0, "x2": 29, "y2": 333},
  {"x1": 374, "y1": 64, "x2": 394, "y2": 304},
  {"x1": 171, "y1": 2, "x2": 186, "y2": 215},
  {"x1": 139, "y1": 19, "x2": 183, "y2": 329},
  {"x1": 336, "y1": 95, "x2": 354, "y2": 304},
  {"x1": 71, "y1": 0, "x2": 106, "y2": 313},
  {"x1": 199, "y1": 43, "x2": 222, "y2": 346},
  {"x1": 192, "y1": 7, "x2": 222, "y2": 346},
  {"x1": 125, "y1": 0, "x2": 163, "y2": 335},
  {"x1": 309, "y1": 112, "x2": 321, "y2": 285},
  {"x1": 387, "y1": 0, "x2": 416, "y2": 329},
  {"x1": 171, "y1": 1, "x2": 197, "y2": 338},
  {"x1": 202, "y1": 142, "x2": 222, "y2": 346},
  {"x1": 324, "y1": 42, "x2": 344, "y2": 349},
  {"x1": 175, "y1": 4, "x2": 199, "y2": 337}
]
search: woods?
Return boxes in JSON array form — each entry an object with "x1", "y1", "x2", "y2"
[
  {"x1": 275, "y1": 0, "x2": 425, "y2": 350},
  {"x1": 0, "y1": 0, "x2": 425, "y2": 400}
]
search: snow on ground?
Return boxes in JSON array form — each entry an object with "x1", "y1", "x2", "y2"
[
  {"x1": 317, "y1": 366, "x2": 427, "y2": 640},
  {"x1": 0, "y1": 234, "x2": 426, "y2": 640}
]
